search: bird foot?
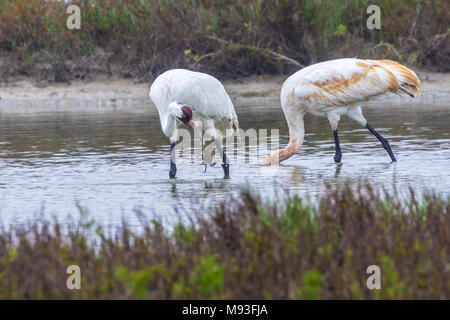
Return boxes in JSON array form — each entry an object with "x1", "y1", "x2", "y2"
[
  {"x1": 169, "y1": 163, "x2": 177, "y2": 179},
  {"x1": 334, "y1": 152, "x2": 342, "y2": 163},
  {"x1": 222, "y1": 163, "x2": 230, "y2": 179},
  {"x1": 381, "y1": 140, "x2": 397, "y2": 162}
]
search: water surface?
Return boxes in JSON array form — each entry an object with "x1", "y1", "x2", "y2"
[{"x1": 0, "y1": 99, "x2": 448, "y2": 228}]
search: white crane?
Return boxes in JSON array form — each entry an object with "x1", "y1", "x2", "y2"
[
  {"x1": 262, "y1": 58, "x2": 421, "y2": 165},
  {"x1": 149, "y1": 69, "x2": 239, "y2": 179}
]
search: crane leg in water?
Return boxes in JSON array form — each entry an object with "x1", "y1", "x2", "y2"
[
  {"x1": 333, "y1": 130, "x2": 342, "y2": 163},
  {"x1": 327, "y1": 110, "x2": 343, "y2": 164},
  {"x1": 366, "y1": 123, "x2": 397, "y2": 162},
  {"x1": 169, "y1": 142, "x2": 177, "y2": 179},
  {"x1": 212, "y1": 137, "x2": 230, "y2": 178}
]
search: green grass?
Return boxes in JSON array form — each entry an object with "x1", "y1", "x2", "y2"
[
  {"x1": 0, "y1": 182, "x2": 448, "y2": 299},
  {"x1": 0, "y1": 0, "x2": 448, "y2": 82}
]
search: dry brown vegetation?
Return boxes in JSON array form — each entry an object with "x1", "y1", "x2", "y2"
[
  {"x1": 0, "y1": 183, "x2": 448, "y2": 299},
  {"x1": 0, "y1": 0, "x2": 448, "y2": 84}
]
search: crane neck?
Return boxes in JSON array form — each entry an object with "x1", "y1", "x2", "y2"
[
  {"x1": 261, "y1": 111, "x2": 305, "y2": 165},
  {"x1": 162, "y1": 112, "x2": 178, "y2": 141}
]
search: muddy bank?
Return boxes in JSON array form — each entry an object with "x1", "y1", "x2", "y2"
[{"x1": 0, "y1": 72, "x2": 449, "y2": 112}]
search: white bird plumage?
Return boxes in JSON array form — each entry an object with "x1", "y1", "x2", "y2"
[
  {"x1": 262, "y1": 58, "x2": 421, "y2": 165},
  {"x1": 149, "y1": 69, "x2": 239, "y2": 178}
]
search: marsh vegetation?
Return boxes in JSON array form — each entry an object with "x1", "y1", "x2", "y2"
[
  {"x1": 0, "y1": 0, "x2": 448, "y2": 83},
  {"x1": 0, "y1": 182, "x2": 448, "y2": 299}
]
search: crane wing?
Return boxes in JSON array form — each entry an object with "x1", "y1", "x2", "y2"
[
  {"x1": 294, "y1": 59, "x2": 420, "y2": 107},
  {"x1": 149, "y1": 69, "x2": 239, "y2": 137},
  {"x1": 180, "y1": 74, "x2": 236, "y2": 120}
]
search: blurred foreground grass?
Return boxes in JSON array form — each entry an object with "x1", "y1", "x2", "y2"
[{"x1": 0, "y1": 182, "x2": 448, "y2": 299}]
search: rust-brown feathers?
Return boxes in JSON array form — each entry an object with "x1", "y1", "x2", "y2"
[
  {"x1": 375, "y1": 59, "x2": 421, "y2": 96},
  {"x1": 295, "y1": 59, "x2": 421, "y2": 107}
]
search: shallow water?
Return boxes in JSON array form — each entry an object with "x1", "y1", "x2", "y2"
[{"x1": 0, "y1": 99, "x2": 449, "y2": 228}]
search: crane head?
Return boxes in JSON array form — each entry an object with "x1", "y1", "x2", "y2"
[
  {"x1": 179, "y1": 105, "x2": 194, "y2": 127},
  {"x1": 168, "y1": 102, "x2": 194, "y2": 127}
]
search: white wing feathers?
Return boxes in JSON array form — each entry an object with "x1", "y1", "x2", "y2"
[
  {"x1": 293, "y1": 59, "x2": 420, "y2": 107},
  {"x1": 149, "y1": 69, "x2": 238, "y2": 137}
]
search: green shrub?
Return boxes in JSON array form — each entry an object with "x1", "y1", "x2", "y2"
[
  {"x1": 0, "y1": 182, "x2": 448, "y2": 299},
  {"x1": 0, "y1": 0, "x2": 448, "y2": 82}
]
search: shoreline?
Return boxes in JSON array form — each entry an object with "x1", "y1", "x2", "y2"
[{"x1": 0, "y1": 72, "x2": 449, "y2": 113}]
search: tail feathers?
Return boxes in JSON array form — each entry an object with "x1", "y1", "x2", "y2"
[
  {"x1": 398, "y1": 85, "x2": 417, "y2": 98},
  {"x1": 378, "y1": 60, "x2": 421, "y2": 97}
]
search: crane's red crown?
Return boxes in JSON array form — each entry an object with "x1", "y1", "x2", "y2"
[{"x1": 180, "y1": 105, "x2": 193, "y2": 125}]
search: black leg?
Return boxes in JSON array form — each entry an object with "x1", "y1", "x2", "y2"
[
  {"x1": 221, "y1": 151, "x2": 230, "y2": 179},
  {"x1": 366, "y1": 123, "x2": 397, "y2": 162},
  {"x1": 212, "y1": 137, "x2": 230, "y2": 179},
  {"x1": 333, "y1": 130, "x2": 342, "y2": 163},
  {"x1": 169, "y1": 142, "x2": 177, "y2": 179}
]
